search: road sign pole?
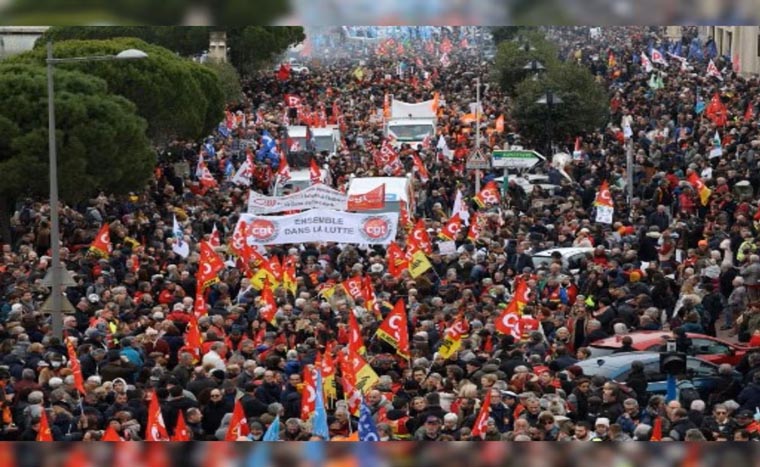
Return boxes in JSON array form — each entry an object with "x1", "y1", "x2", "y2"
[{"x1": 475, "y1": 77, "x2": 481, "y2": 193}]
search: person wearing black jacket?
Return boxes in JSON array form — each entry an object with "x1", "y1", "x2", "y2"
[
  {"x1": 201, "y1": 389, "x2": 233, "y2": 436},
  {"x1": 281, "y1": 374, "x2": 302, "y2": 420},
  {"x1": 407, "y1": 392, "x2": 447, "y2": 435},
  {"x1": 625, "y1": 361, "x2": 649, "y2": 407},
  {"x1": 240, "y1": 383, "x2": 269, "y2": 419},
  {"x1": 254, "y1": 370, "x2": 283, "y2": 406}
]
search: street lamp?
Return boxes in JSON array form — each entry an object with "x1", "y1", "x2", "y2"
[
  {"x1": 536, "y1": 91, "x2": 563, "y2": 159},
  {"x1": 523, "y1": 59, "x2": 545, "y2": 81},
  {"x1": 46, "y1": 41, "x2": 147, "y2": 340}
]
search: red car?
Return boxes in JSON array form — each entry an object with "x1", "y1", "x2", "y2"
[{"x1": 588, "y1": 331, "x2": 751, "y2": 366}]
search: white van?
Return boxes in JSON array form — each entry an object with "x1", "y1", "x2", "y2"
[
  {"x1": 346, "y1": 175, "x2": 414, "y2": 215},
  {"x1": 286, "y1": 125, "x2": 340, "y2": 156},
  {"x1": 272, "y1": 168, "x2": 329, "y2": 197}
]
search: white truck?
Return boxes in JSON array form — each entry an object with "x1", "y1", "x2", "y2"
[
  {"x1": 286, "y1": 125, "x2": 340, "y2": 156},
  {"x1": 385, "y1": 98, "x2": 437, "y2": 150}
]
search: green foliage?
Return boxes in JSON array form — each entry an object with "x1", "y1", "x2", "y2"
[
  {"x1": 227, "y1": 26, "x2": 306, "y2": 75},
  {"x1": 10, "y1": 38, "x2": 225, "y2": 144},
  {"x1": 37, "y1": 26, "x2": 307, "y2": 75},
  {"x1": 8, "y1": 0, "x2": 292, "y2": 25},
  {"x1": 0, "y1": 63, "x2": 154, "y2": 204},
  {"x1": 491, "y1": 31, "x2": 560, "y2": 96},
  {"x1": 490, "y1": 27, "x2": 531, "y2": 45},
  {"x1": 206, "y1": 61, "x2": 243, "y2": 105},
  {"x1": 512, "y1": 62, "x2": 609, "y2": 146},
  {"x1": 38, "y1": 26, "x2": 211, "y2": 56}
]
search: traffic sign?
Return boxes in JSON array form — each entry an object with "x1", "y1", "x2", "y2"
[
  {"x1": 492, "y1": 150, "x2": 545, "y2": 169},
  {"x1": 466, "y1": 150, "x2": 491, "y2": 170}
]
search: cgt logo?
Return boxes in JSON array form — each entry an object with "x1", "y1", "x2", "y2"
[
  {"x1": 361, "y1": 217, "x2": 392, "y2": 242},
  {"x1": 251, "y1": 198, "x2": 278, "y2": 208},
  {"x1": 248, "y1": 219, "x2": 277, "y2": 243}
]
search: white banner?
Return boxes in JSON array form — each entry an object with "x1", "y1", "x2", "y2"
[
  {"x1": 247, "y1": 184, "x2": 348, "y2": 214},
  {"x1": 238, "y1": 209, "x2": 399, "y2": 245},
  {"x1": 595, "y1": 205, "x2": 614, "y2": 224}
]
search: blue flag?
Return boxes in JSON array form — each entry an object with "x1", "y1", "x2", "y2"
[
  {"x1": 673, "y1": 41, "x2": 683, "y2": 58},
  {"x1": 358, "y1": 399, "x2": 380, "y2": 441},
  {"x1": 218, "y1": 123, "x2": 230, "y2": 138},
  {"x1": 261, "y1": 130, "x2": 276, "y2": 151},
  {"x1": 706, "y1": 38, "x2": 718, "y2": 59},
  {"x1": 245, "y1": 443, "x2": 271, "y2": 467},
  {"x1": 204, "y1": 141, "x2": 216, "y2": 158},
  {"x1": 263, "y1": 416, "x2": 280, "y2": 441},
  {"x1": 302, "y1": 442, "x2": 325, "y2": 466},
  {"x1": 688, "y1": 38, "x2": 704, "y2": 61},
  {"x1": 354, "y1": 441, "x2": 380, "y2": 467},
  {"x1": 312, "y1": 370, "x2": 330, "y2": 440}
]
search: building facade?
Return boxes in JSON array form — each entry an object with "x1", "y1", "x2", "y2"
[
  {"x1": 698, "y1": 26, "x2": 760, "y2": 76},
  {"x1": 0, "y1": 26, "x2": 48, "y2": 60}
]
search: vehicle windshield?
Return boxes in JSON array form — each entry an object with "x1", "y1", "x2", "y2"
[
  {"x1": 388, "y1": 124, "x2": 434, "y2": 141},
  {"x1": 290, "y1": 135, "x2": 334, "y2": 153}
]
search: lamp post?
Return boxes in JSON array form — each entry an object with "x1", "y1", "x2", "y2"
[
  {"x1": 536, "y1": 91, "x2": 562, "y2": 159},
  {"x1": 46, "y1": 41, "x2": 147, "y2": 340}
]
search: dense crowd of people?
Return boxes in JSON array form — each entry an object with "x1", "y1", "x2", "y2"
[{"x1": 2, "y1": 26, "x2": 760, "y2": 442}]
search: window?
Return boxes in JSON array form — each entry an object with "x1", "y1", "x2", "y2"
[
  {"x1": 686, "y1": 358, "x2": 718, "y2": 377},
  {"x1": 691, "y1": 338, "x2": 731, "y2": 356}
]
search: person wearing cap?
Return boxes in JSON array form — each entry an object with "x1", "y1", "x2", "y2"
[{"x1": 413, "y1": 414, "x2": 443, "y2": 441}]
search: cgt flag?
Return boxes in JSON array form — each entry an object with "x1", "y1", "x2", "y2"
[
  {"x1": 197, "y1": 242, "x2": 224, "y2": 290},
  {"x1": 89, "y1": 224, "x2": 112, "y2": 258},
  {"x1": 374, "y1": 299, "x2": 410, "y2": 359},
  {"x1": 474, "y1": 181, "x2": 501, "y2": 208},
  {"x1": 65, "y1": 337, "x2": 86, "y2": 395},
  {"x1": 470, "y1": 389, "x2": 492, "y2": 439},
  {"x1": 688, "y1": 172, "x2": 712, "y2": 206}
]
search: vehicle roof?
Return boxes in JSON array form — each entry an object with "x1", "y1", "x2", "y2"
[
  {"x1": 590, "y1": 331, "x2": 746, "y2": 349},
  {"x1": 532, "y1": 247, "x2": 594, "y2": 258},
  {"x1": 287, "y1": 126, "x2": 335, "y2": 137},
  {"x1": 574, "y1": 352, "x2": 663, "y2": 373},
  {"x1": 387, "y1": 119, "x2": 436, "y2": 125}
]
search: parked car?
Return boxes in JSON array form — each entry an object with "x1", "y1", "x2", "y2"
[
  {"x1": 531, "y1": 247, "x2": 593, "y2": 276},
  {"x1": 588, "y1": 331, "x2": 750, "y2": 366},
  {"x1": 574, "y1": 352, "x2": 742, "y2": 399}
]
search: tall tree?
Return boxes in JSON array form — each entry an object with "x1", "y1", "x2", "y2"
[
  {"x1": 9, "y1": 38, "x2": 225, "y2": 144},
  {"x1": 511, "y1": 62, "x2": 609, "y2": 149},
  {"x1": 0, "y1": 63, "x2": 154, "y2": 242}
]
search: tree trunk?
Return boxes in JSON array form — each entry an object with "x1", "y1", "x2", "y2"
[{"x1": 0, "y1": 195, "x2": 14, "y2": 248}]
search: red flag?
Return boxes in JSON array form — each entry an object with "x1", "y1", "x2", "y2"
[
  {"x1": 348, "y1": 311, "x2": 366, "y2": 356},
  {"x1": 277, "y1": 151, "x2": 292, "y2": 182},
  {"x1": 64, "y1": 447, "x2": 90, "y2": 467},
  {"x1": 651, "y1": 416, "x2": 663, "y2": 441},
  {"x1": 145, "y1": 392, "x2": 170, "y2": 441},
  {"x1": 301, "y1": 365, "x2": 318, "y2": 421},
  {"x1": 321, "y1": 342, "x2": 338, "y2": 402},
  {"x1": 466, "y1": 212, "x2": 481, "y2": 242},
  {"x1": 594, "y1": 180, "x2": 614, "y2": 207},
  {"x1": 284, "y1": 93, "x2": 302, "y2": 107},
  {"x1": 347, "y1": 184, "x2": 385, "y2": 211},
  {"x1": 208, "y1": 224, "x2": 221, "y2": 248},
  {"x1": 259, "y1": 281, "x2": 278, "y2": 326},
  {"x1": 688, "y1": 171, "x2": 712, "y2": 206},
  {"x1": 37, "y1": 409, "x2": 53, "y2": 441},
  {"x1": 341, "y1": 276, "x2": 365, "y2": 300},
  {"x1": 495, "y1": 305, "x2": 522, "y2": 339},
  {"x1": 102, "y1": 424, "x2": 122, "y2": 441},
  {"x1": 194, "y1": 286, "x2": 208, "y2": 318},
  {"x1": 197, "y1": 241, "x2": 224, "y2": 290},
  {"x1": 171, "y1": 410, "x2": 191, "y2": 441},
  {"x1": 474, "y1": 181, "x2": 501, "y2": 208},
  {"x1": 89, "y1": 224, "x2": 111, "y2": 257},
  {"x1": 495, "y1": 115, "x2": 505, "y2": 133},
  {"x1": 309, "y1": 158, "x2": 322, "y2": 185},
  {"x1": 440, "y1": 37, "x2": 453, "y2": 55},
  {"x1": 705, "y1": 92, "x2": 727, "y2": 126},
  {"x1": 745, "y1": 102, "x2": 755, "y2": 122},
  {"x1": 438, "y1": 213, "x2": 463, "y2": 241},
  {"x1": 224, "y1": 400, "x2": 250, "y2": 440},
  {"x1": 277, "y1": 63, "x2": 291, "y2": 81},
  {"x1": 65, "y1": 337, "x2": 86, "y2": 395},
  {"x1": 471, "y1": 389, "x2": 492, "y2": 439},
  {"x1": 410, "y1": 219, "x2": 433, "y2": 255},
  {"x1": 184, "y1": 313, "x2": 202, "y2": 363},
  {"x1": 412, "y1": 154, "x2": 430, "y2": 182},
  {"x1": 399, "y1": 200, "x2": 412, "y2": 231},
  {"x1": 374, "y1": 299, "x2": 410, "y2": 359},
  {"x1": 386, "y1": 242, "x2": 409, "y2": 278}
]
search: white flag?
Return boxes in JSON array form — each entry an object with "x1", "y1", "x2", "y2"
[
  {"x1": 709, "y1": 130, "x2": 723, "y2": 159},
  {"x1": 231, "y1": 158, "x2": 253, "y2": 186},
  {"x1": 452, "y1": 189, "x2": 470, "y2": 225},
  {"x1": 172, "y1": 214, "x2": 189, "y2": 258},
  {"x1": 651, "y1": 48, "x2": 667, "y2": 66},
  {"x1": 707, "y1": 59, "x2": 723, "y2": 81},
  {"x1": 640, "y1": 52, "x2": 653, "y2": 72},
  {"x1": 436, "y1": 135, "x2": 453, "y2": 160}
]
